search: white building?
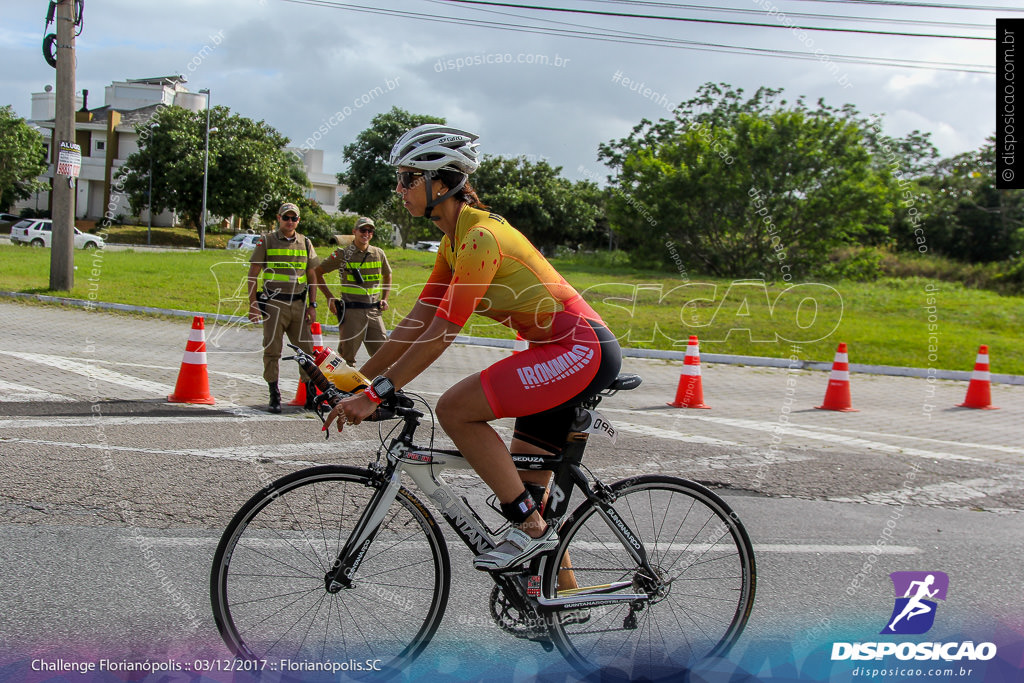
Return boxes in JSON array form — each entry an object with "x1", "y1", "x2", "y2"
[
  {"x1": 17, "y1": 76, "x2": 345, "y2": 225},
  {"x1": 287, "y1": 147, "x2": 347, "y2": 215}
]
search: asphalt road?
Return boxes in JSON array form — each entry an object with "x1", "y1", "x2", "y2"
[{"x1": 0, "y1": 302, "x2": 1021, "y2": 682}]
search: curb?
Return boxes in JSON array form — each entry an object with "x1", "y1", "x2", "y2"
[{"x1": 3, "y1": 290, "x2": 1022, "y2": 386}]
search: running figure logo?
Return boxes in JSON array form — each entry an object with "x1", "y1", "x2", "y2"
[{"x1": 881, "y1": 571, "x2": 949, "y2": 635}]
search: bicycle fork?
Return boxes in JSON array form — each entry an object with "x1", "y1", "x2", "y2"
[{"x1": 323, "y1": 463, "x2": 403, "y2": 592}]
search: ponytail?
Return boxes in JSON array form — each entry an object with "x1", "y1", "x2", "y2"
[{"x1": 436, "y1": 169, "x2": 489, "y2": 210}]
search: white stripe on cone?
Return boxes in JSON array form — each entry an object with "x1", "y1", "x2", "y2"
[
  {"x1": 182, "y1": 351, "x2": 208, "y2": 365},
  {"x1": 829, "y1": 370, "x2": 850, "y2": 381},
  {"x1": 188, "y1": 329, "x2": 206, "y2": 343},
  {"x1": 680, "y1": 365, "x2": 701, "y2": 376}
]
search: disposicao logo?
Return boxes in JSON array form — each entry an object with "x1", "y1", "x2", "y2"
[
  {"x1": 882, "y1": 571, "x2": 948, "y2": 635},
  {"x1": 831, "y1": 570, "x2": 997, "y2": 662}
]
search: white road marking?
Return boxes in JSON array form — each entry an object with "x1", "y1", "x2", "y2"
[
  {"x1": 602, "y1": 408, "x2": 985, "y2": 463},
  {"x1": 0, "y1": 380, "x2": 72, "y2": 402},
  {"x1": 615, "y1": 421, "x2": 738, "y2": 447},
  {"x1": 0, "y1": 350, "x2": 174, "y2": 396},
  {"x1": 808, "y1": 423, "x2": 1024, "y2": 456},
  {"x1": 829, "y1": 476, "x2": 1024, "y2": 506},
  {"x1": 0, "y1": 414, "x2": 302, "y2": 429},
  {"x1": 63, "y1": 356, "x2": 267, "y2": 385},
  {"x1": 0, "y1": 436, "x2": 382, "y2": 467}
]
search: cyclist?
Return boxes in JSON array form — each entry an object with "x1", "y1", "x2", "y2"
[{"x1": 324, "y1": 124, "x2": 621, "y2": 572}]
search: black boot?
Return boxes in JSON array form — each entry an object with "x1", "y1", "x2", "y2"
[
  {"x1": 268, "y1": 381, "x2": 282, "y2": 413},
  {"x1": 303, "y1": 381, "x2": 317, "y2": 410}
]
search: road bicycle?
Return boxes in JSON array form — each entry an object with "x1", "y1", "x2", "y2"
[{"x1": 210, "y1": 347, "x2": 756, "y2": 680}]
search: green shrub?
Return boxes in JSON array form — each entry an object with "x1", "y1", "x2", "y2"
[{"x1": 815, "y1": 246, "x2": 885, "y2": 282}]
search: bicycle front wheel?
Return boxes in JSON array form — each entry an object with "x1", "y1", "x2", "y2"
[
  {"x1": 545, "y1": 475, "x2": 755, "y2": 680},
  {"x1": 210, "y1": 465, "x2": 450, "y2": 676}
]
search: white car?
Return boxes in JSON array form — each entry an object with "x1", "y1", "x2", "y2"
[
  {"x1": 226, "y1": 233, "x2": 262, "y2": 250},
  {"x1": 413, "y1": 240, "x2": 441, "y2": 253},
  {"x1": 9, "y1": 219, "x2": 104, "y2": 249}
]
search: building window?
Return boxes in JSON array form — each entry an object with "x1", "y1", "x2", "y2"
[{"x1": 96, "y1": 141, "x2": 105, "y2": 151}]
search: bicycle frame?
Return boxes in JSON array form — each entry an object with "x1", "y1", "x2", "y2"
[{"x1": 323, "y1": 404, "x2": 655, "y2": 613}]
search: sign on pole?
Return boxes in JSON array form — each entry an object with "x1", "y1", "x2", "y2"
[{"x1": 56, "y1": 141, "x2": 82, "y2": 177}]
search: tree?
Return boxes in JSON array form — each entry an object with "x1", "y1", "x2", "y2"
[
  {"x1": 598, "y1": 83, "x2": 896, "y2": 277},
  {"x1": 914, "y1": 139, "x2": 1024, "y2": 262},
  {"x1": 471, "y1": 155, "x2": 602, "y2": 252},
  {"x1": 338, "y1": 107, "x2": 445, "y2": 247},
  {"x1": 0, "y1": 105, "x2": 49, "y2": 212},
  {"x1": 118, "y1": 105, "x2": 302, "y2": 233}
]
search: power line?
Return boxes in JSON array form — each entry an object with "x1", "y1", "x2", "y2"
[
  {"x1": 577, "y1": 0, "x2": 993, "y2": 30},
  {"x1": 439, "y1": 0, "x2": 994, "y2": 40},
  {"x1": 421, "y1": 0, "x2": 992, "y2": 71},
  {"x1": 780, "y1": 0, "x2": 1024, "y2": 11},
  {"x1": 277, "y1": 0, "x2": 994, "y2": 73}
]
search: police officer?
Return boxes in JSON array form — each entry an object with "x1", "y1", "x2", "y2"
[
  {"x1": 247, "y1": 203, "x2": 319, "y2": 412},
  {"x1": 314, "y1": 217, "x2": 391, "y2": 367}
]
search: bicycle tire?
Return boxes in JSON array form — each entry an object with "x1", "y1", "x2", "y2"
[
  {"x1": 544, "y1": 475, "x2": 755, "y2": 681},
  {"x1": 210, "y1": 465, "x2": 451, "y2": 677}
]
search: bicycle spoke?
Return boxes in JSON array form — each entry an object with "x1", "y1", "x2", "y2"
[
  {"x1": 546, "y1": 477, "x2": 754, "y2": 679},
  {"x1": 211, "y1": 467, "x2": 450, "y2": 672}
]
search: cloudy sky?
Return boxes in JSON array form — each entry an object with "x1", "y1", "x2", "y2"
[{"x1": 1, "y1": 0, "x2": 1018, "y2": 181}]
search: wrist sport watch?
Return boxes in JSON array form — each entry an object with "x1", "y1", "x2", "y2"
[
  {"x1": 308, "y1": 301, "x2": 317, "y2": 308},
  {"x1": 364, "y1": 375, "x2": 396, "y2": 405}
]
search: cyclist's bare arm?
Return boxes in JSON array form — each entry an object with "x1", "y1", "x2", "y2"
[
  {"x1": 359, "y1": 298, "x2": 444, "y2": 378},
  {"x1": 324, "y1": 313, "x2": 461, "y2": 431}
]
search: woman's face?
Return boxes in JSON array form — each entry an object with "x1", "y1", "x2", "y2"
[
  {"x1": 395, "y1": 166, "x2": 429, "y2": 217},
  {"x1": 396, "y1": 167, "x2": 453, "y2": 217}
]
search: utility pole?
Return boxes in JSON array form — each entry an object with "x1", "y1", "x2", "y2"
[
  {"x1": 50, "y1": 0, "x2": 76, "y2": 291},
  {"x1": 200, "y1": 88, "x2": 211, "y2": 251}
]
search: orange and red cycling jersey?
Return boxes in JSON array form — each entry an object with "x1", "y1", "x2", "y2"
[
  {"x1": 418, "y1": 206, "x2": 603, "y2": 342},
  {"x1": 417, "y1": 206, "x2": 620, "y2": 424}
]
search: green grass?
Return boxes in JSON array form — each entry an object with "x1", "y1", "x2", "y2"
[{"x1": 1, "y1": 244, "x2": 1022, "y2": 375}]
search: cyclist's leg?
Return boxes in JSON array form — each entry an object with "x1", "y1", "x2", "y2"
[{"x1": 436, "y1": 374, "x2": 549, "y2": 537}]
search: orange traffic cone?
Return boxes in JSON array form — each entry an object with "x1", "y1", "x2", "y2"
[
  {"x1": 958, "y1": 345, "x2": 998, "y2": 409},
  {"x1": 168, "y1": 316, "x2": 215, "y2": 405},
  {"x1": 311, "y1": 322, "x2": 324, "y2": 352},
  {"x1": 513, "y1": 333, "x2": 529, "y2": 354},
  {"x1": 816, "y1": 342, "x2": 858, "y2": 412},
  {"x1": 668, "y1": 335, "x2": 710, "y2": 409},
  {"x1": 288, "y1": 323, "x2": 321, "y2": 406}
]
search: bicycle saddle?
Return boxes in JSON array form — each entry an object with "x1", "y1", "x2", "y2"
[{"x1": 606, "y1": 374, "x2": 642, "y2": 392}]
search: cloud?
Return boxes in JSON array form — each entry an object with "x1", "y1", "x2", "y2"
[{"x1": 2, "y1": 0, "x2": 1000, "y2": 183}]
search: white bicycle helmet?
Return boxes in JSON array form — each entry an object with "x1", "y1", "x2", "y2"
[{"x1": 389, "y1": 124, "x2": 481, "y2": 174}]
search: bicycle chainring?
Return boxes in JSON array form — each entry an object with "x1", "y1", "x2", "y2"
[{"x1": 488, "y1": 584, "x2": 543, "y2": 639}]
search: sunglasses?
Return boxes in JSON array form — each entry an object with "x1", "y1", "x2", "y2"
[
  {"x1": 357, "y1": 227, "x2": 375, "y2": 233},
  {"x1": 396, "y1": 170, "x2": 426, "y2": 189},
  {"x1": 280, "y1": 215, "x2": 299, "y2": 222}
]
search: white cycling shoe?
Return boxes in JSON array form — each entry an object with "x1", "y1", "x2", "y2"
[{"x1": 474, "y1": 525, "x2": 559, "y2": 572}]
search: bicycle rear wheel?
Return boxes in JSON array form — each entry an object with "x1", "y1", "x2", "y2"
[
  {"x1": 210, "y1": 465, "x2": 450, "y2": 677},
  {"x1": 544, "y1": 475, "x2": 755, "y2": 681}
]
